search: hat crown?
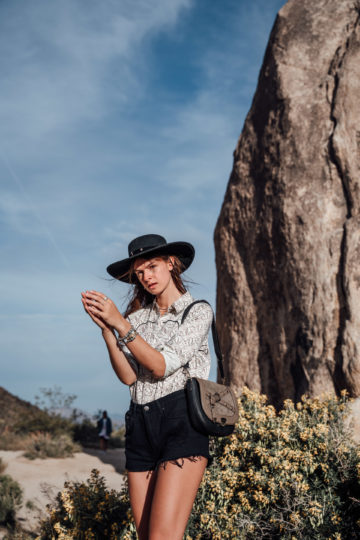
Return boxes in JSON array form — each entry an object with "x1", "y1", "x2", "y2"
[
  {"x1": 128, "y1": 234, "x2": 167, "y2": 258},
  {"x1": 107, "y1": 234, "x2": 194, "y2": 281}
]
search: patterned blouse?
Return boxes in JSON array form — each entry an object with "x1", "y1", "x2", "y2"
[{"x1": 121, "y1": 291, "x2": 213, "y2": 404}]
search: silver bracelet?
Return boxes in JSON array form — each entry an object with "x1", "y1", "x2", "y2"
[{"x1": 117, "y1": 326, "x2": 138, "y2": 347}]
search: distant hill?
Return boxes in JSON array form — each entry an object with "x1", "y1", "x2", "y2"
[
  {"x1": 0, "y1": 386, "x2": 125, "y2": 435},
  {"x1": 0, "y1": 387, "x2": 42, "y2": 429},
  {"x1": 0, "y1": 387, "x2": 69, "y2": 435}
]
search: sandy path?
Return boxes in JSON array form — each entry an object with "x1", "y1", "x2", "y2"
[{"x1": 0, "y1": 448, "x2": 125, "y2": 536}]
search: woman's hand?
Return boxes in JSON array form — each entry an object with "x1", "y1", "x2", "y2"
[
  {"x1": 82, "y1": 291, "x2": 165, "y2": 379},
  {"x1": 82, "y1": 290, "x2": 124, "y2": 329},
  {"x1": 81, "y1": 292, "x2": 111, "y2": 332}
]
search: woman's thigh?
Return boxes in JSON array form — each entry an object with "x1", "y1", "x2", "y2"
[
  {"x1": 148, "y1": 457, "x2": 208, "y2": 540},
  {"x1": 128, "y1": 470, "x2": 157, "y2": 540}
]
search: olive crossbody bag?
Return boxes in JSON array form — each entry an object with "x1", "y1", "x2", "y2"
[{"x1": 181, "y1": 300, "x2": 239, "y2": 437}]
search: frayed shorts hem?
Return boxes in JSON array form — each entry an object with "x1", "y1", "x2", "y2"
[
  {"x1": 126, "y1": 453, "x2": 212, "y2": 473},
  {"x1": 124, "y1": 389, "x2": 211, "y2": 472}
]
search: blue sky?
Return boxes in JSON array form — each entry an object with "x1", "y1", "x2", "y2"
[{"x1": 0, "y1": 0, "x2": 285, "y2": 417}]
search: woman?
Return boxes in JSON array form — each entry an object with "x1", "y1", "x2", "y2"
[{"x1": 81, "y1": 234, "x2": 213, "y2": 540}]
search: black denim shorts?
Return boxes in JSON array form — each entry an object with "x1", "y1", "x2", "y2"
[{"x1": 125, "y1": 389, "x2": 210, "y2": 472}]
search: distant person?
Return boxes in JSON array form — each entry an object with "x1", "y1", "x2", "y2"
[
  {"x1": 82, "y1": 234, "x2": 212, "y2": 540},
  {"x1": 97, "y1": 410, "x2": 112, "y2": 451}
]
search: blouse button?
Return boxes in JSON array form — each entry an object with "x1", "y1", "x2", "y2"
[{"x1": 144, "y1": 405, "x2": 150, "y2": 411}]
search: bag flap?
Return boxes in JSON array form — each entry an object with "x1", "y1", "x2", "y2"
[{"x1": 196, "y1": 378, "x2": 239, "y2": 426}]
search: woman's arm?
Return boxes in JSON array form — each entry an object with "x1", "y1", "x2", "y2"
[
  {"x1": 101, "y1": 328, "x2": 138, "y2": 385},
  {"x1": 83, "y1": 291, "x2": 166, "y2": 379},
  {"x1": 81, "y1": 292, "x2": 138, "y2": 385}
]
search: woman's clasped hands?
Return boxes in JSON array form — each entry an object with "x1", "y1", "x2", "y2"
[{"x1": 81, "y1": 290, "x2": 123, "y2": 330}]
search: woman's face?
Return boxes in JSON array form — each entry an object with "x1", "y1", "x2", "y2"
[{"x1": 133, "y1": 256, "x2": 173, "y2": 295}]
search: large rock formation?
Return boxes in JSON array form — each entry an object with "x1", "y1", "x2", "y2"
[{"x1": 214, "y1": 0, "x2": 360, "y2": 405}]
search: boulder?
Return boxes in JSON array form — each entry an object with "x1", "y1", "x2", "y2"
[{"x1": 214, "y1": 0, "x2": 360, "y2": 404}]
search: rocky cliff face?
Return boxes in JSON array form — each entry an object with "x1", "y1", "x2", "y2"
[{"x1": 214, "y1": 0, "x2": 360, "y2": 404}]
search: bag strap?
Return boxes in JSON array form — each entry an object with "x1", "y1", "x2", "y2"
[{"x1": 181, "y1": 300, "x2": 225, "y2": 380}]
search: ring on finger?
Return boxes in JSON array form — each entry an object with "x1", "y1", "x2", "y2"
[{"x1": 103, "y1": 296, "x2": 108, "y2": 301}]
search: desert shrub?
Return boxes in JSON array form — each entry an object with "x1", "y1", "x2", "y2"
[
  {"x1": 34, "y1": 386, "x2": 77, "y2": 414},
  {"x1": 14, "y1": 409, "x2": 74, "y2": 438},
  {"x1": 38, "y1": 469, "x2": 134, "y2": 539},
  {"x1": 9, "y1": 386, "x2": 78, "y2": 442},
  {"x1": 73, "y1": 418, "x2": 99, "y2": 447},
  {"x1": 186, "y1": 388, "x2": 360, "y2": 539},
  {"x1": 0, "y1": 410, "x2": 75, "y2": 452},
  {"x1": 0, "y1": 474, "x2": 23, "y2": 527},
  {"x1": 73, "y1": 419, "x2": 125, "y2": 449},
  {"x1": 0, "y1": 429, "x2": 30, "y2": 452},
  {"x1": 38, "y1": 390, "x2": 360, "y2": 539},
  {"x1": 109, "y1": 425, "x2": 126, "y2": 449},
  {"x1": 22, "y1": 432, "x2": 81, "y2": 460}
]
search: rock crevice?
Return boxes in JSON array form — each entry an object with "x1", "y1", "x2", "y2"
[{"x1": 328, "y1": 13, "x2": 360, "y2": 394}]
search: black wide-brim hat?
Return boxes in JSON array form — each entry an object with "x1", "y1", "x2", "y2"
[{"x1": 106, "y1": 234, "x2": 195, "y2": 282}]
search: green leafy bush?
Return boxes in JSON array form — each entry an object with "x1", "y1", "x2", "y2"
[
  {"x1": 38, "y1": 469, "x2": 133, "y2": 539},
  {"x1": 0, "y1": 474, "x2": 23, "y2": 527},
  {"x1": 22, "y1": 432, "x2": 81, "y2": 460}
]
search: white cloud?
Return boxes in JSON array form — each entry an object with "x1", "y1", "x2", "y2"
[
  {"x1": 0, "y1": 0, "x2": 194, "y2": 265},
  {"x1": 153, "y1": 0, "x2": 283, "y2": 194},
  {"x1": 0, "y1": 0, "x2": 191, "y2": 146}
]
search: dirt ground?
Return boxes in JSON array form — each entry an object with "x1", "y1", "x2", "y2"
[{"x1": 0, "y1": 448, "x2": 125, "y2": 537}]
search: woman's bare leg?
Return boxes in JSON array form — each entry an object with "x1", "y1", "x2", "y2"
[
  {"x1": 148, "y1": 458, "x2": 207, "y2": 540},
  {"x1": 128, "y1": 470, "x2": 157, "y2": 540}
]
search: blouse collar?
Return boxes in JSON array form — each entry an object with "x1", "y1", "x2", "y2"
[{"x1": 152, "y1": 290, "x2": 193, "y2": 316}]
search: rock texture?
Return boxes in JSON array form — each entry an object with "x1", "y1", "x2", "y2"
[{"x1": 214, "y1": 0, "x2": 360, "y2": 404}]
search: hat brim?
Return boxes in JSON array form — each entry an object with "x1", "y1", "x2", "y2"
[{"x1": 106, "y1": 241, "x2": 195, "y2": 282}]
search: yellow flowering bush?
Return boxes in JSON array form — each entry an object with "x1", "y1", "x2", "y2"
[
  {"x1": 39, "y1": 390, "x2": 360, "y2": 539},
  {"x1": 38, "y1": 469, "x2": 134, "y2": 539},
  {"x1": 186, "y1": 388, "x2": 360, "y2": 539}
]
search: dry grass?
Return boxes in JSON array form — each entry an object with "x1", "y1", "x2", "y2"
[
  {"x1": 0, "y1": 429, "x2": 28, "y2": 452},
  {"x1": 22, "y1": 432, "x2": 81, "y2": 460}
]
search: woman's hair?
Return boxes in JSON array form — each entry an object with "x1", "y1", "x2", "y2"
[{"x1": 123, "y1": 255, "x2": 187, "y2": 318}]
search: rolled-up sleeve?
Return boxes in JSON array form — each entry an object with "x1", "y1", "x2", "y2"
[{"x1": 157, "y1": 303, "x2": 213, "y2": 377}]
